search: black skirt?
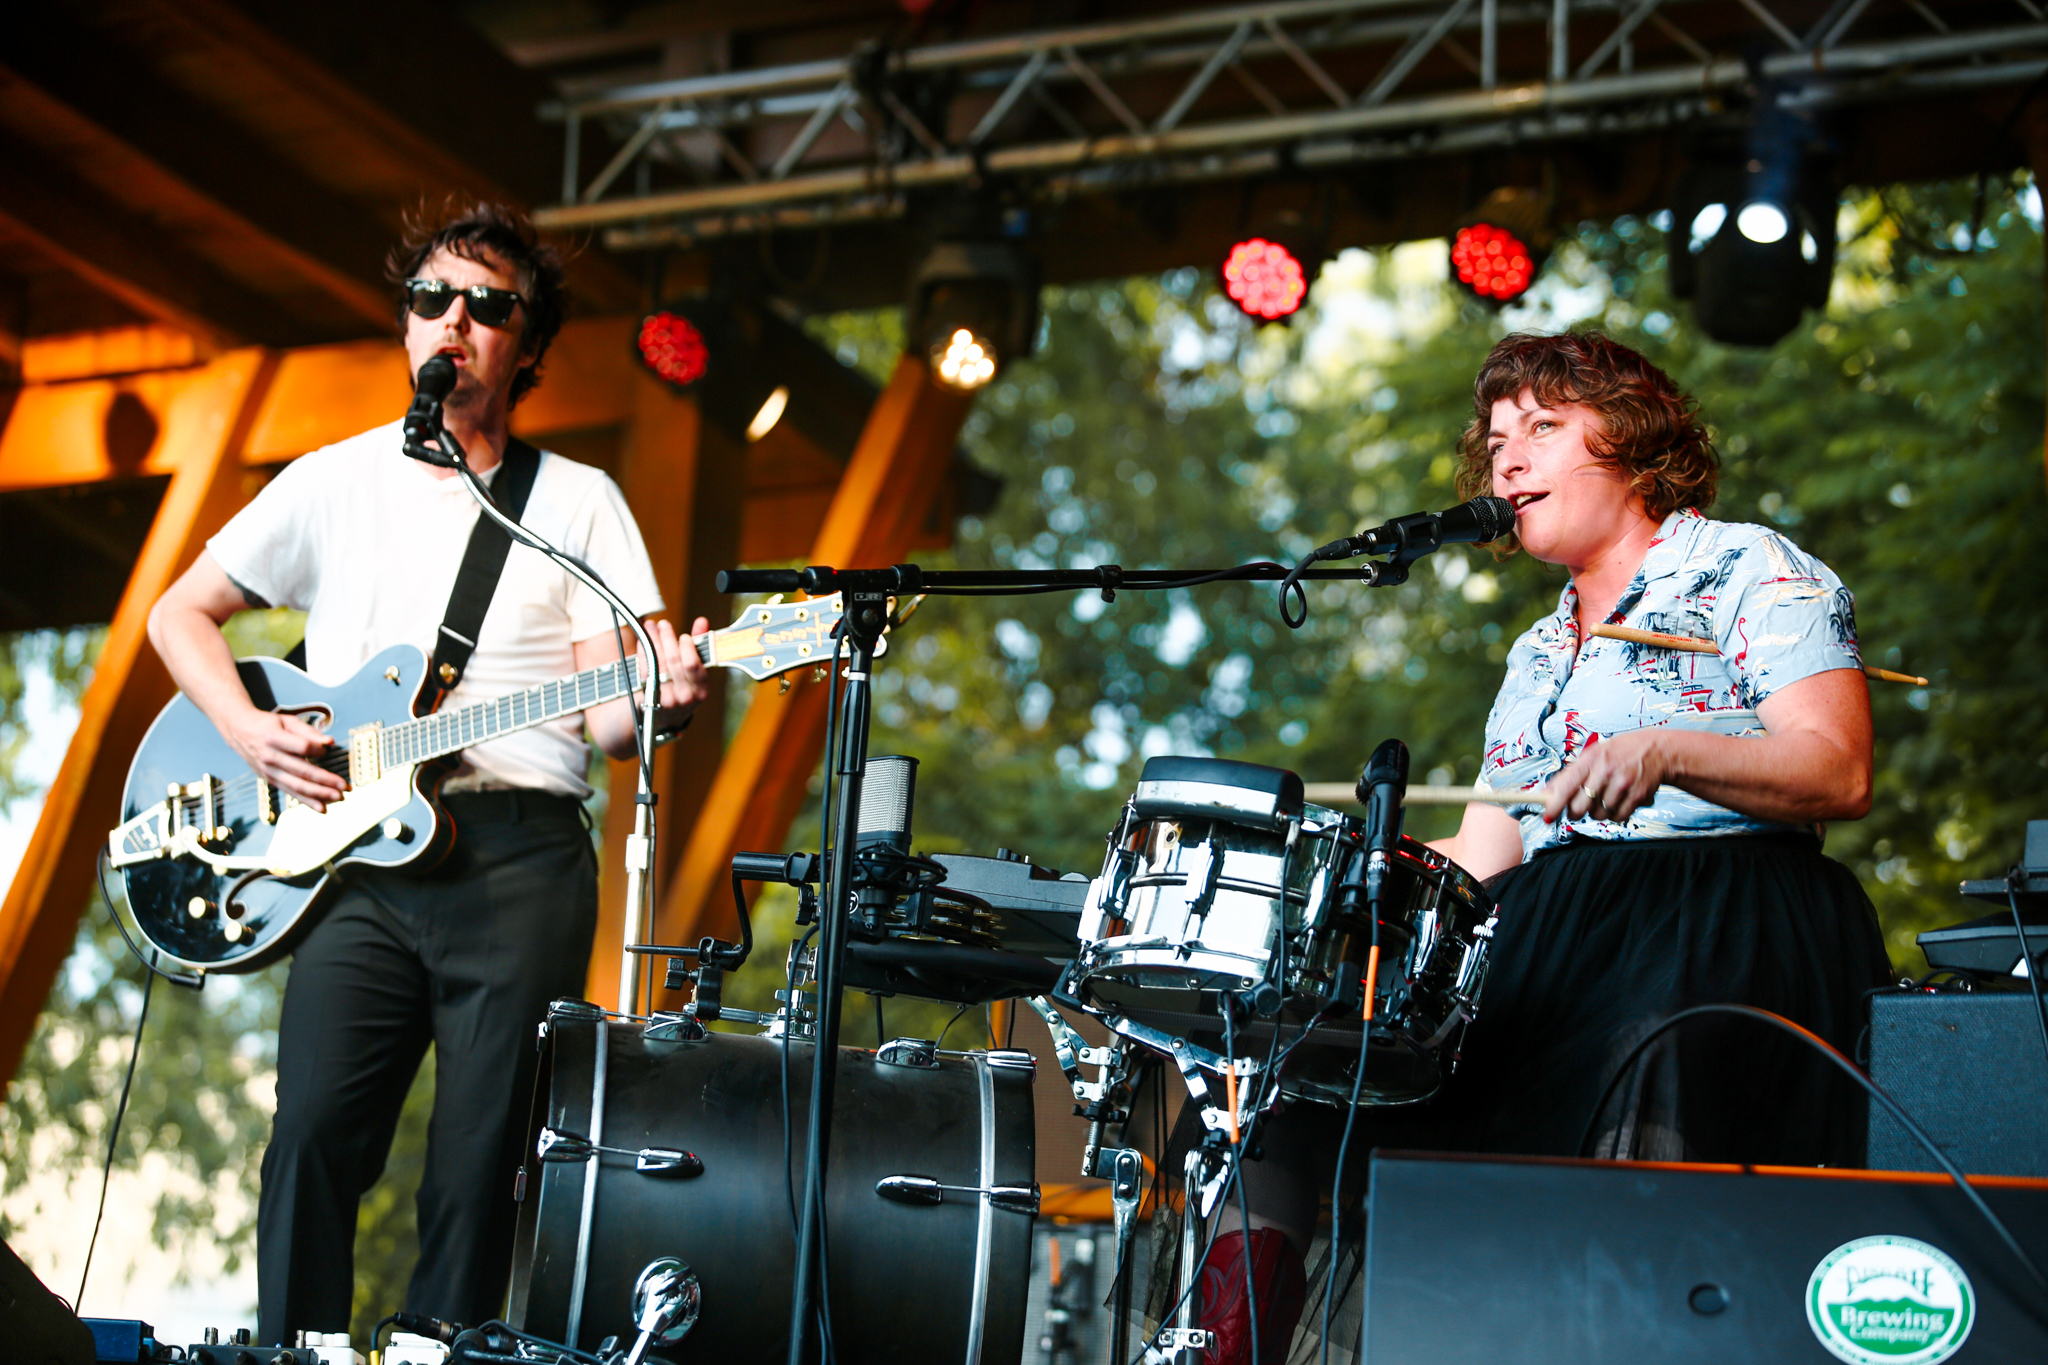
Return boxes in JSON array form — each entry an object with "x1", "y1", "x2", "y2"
[{"x1": 1433, "y1": 830, "x2": 1894, "y2": 1165}]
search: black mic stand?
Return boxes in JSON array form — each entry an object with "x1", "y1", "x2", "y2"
[
  {"x1": 717, "y1": 559, "x2": 1397, "y2": 1365},
  {"x1": 404, "y1": 406, "x2": 669, "y2": 1017},
  {"x1": 778, "y1": 581, "x2": 889, "y2": 1365}
]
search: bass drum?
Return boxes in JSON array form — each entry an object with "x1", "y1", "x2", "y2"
[{"x1": 510, "y1": 1004, "x2": 1037, "y2": 1364}]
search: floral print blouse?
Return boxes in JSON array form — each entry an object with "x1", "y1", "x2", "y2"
[{"x1": 1479, "y1": 508, "x2": 1861, "y2": 860}]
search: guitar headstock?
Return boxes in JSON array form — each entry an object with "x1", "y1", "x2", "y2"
[{"x1": 708, "y1": 592, "x2": 887, "y2": 681}]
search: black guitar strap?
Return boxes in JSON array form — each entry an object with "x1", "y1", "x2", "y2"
[{"x1": 417, "y1": 437, "x2": 542, "y2": 716}]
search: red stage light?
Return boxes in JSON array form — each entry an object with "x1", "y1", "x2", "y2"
[
  {"x1": 637, "y1": 312, "x2": 710, "y2": 386},
  {"x1": 1221, "y1": 238, "x2": 1309, "y2": 320},
  {"x1": 1451, "y1": 223, "x2": 1537, "y2": 302}
]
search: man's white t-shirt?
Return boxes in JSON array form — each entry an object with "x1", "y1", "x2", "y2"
[{"x1": 208, "y1": 419, "x2": 665, "y2": 799}]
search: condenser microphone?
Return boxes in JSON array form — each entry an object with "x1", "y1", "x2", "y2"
[
  {"x1": 1315, "y1": 495, "x2": 1515, "y2": 563},
  {"x1": 855, "y1": 754, "x2": 919, "y2": 854}
]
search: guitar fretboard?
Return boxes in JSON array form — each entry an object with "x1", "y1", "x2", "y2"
[{"x1": 377, "y1": 633, "x2": 713, "y2": 768}]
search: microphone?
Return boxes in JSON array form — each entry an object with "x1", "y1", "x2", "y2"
[
  {"x1": 1356, "y1": 738, "x2": 1410, "y2": 918},
  {"x1": 855, "y1": 754, "x2": 919, "y2": 855},
  {"x1": 402, "y1": 354, "x2": 461, "y2": 465},
  {"x1": 1315, "y1": 495, "x2": 1515, "y2": 563}
]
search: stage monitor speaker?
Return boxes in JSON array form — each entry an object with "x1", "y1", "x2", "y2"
[
  {"x1": 1362, "y1": 1151, "x2": 2048, "y2": 1364},
  {"x1": 1867, "y1": 989, "x2": 2048, "y2": 1177},
  {"x1": 0, "y1": 1237, "x2": 95, "y2": 1365}
]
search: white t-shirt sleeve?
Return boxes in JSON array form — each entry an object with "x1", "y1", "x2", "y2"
[
  {"x1": 561, "y1": 468, "x2": 667, "y2": 641},
  {"x1": 206, "y1": 452, "x2": 332, "y2": 611}
]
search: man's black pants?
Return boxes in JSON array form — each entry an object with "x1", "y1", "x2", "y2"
[{"x1": 256, "y1": 791, "x2": 597, "y2": 1346}]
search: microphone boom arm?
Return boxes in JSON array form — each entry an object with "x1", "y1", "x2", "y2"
[{"x1": 410, "y1": 411, "x2": 669, "y2": 1014}]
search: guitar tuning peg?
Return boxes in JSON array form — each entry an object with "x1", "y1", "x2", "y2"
[
  {"x1": 779, "y1": 676, "x2": 794, "y2": 696},
  {"x1": 811, "y1": 666, "x2": 826, "y2": 683},
  {"x1": 765, "y1": 594, "x2": 785, "y2": 606}
]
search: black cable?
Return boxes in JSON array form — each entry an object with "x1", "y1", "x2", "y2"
[
  {"x1": 1278, "y1": 552, "x2": 1315, "y2": 629},
  {"x1": 94, "y1": 849, "x2": 205, "y2": 990},
  {"x1": 1322, "y1": 897, "x2": 1379, "y2": 1365},
  {"x1": 936, "y1": 1000, "x2": 976, "y2": 1048},
  {"x1": 77, "y1": 949, "x2": 157, "y2": 1310},
  {"x1": 1575, "y1": 1002, "x2": 2048, "y2": 1301},
  {"x1": 782, "y1": 923, "x2": 822, "y2": 1241},
  {"x1": 2005, "y1": 868, "x2": 2048, "y2": 1075},
  {"x1": 1222, "y1": 1004, "x2": 1261, "y2": 1365}
]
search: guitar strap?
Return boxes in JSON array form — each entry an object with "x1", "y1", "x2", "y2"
[{"x1": 416, "y1": 436, "x2": 542, "y2": 716}]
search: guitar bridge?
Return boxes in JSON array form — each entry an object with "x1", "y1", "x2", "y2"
[{"x1": 109, "y1": 775, "x2": 229, "y2": 867}]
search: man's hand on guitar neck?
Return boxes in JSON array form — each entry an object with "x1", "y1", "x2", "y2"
[{"x1": 580, "y1": 615, "x2": 712, "y2": 760}]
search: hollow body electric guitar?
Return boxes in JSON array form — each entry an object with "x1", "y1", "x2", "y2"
[{"x1": 110, "y1": 594, "x2": 856, "y2": 973}]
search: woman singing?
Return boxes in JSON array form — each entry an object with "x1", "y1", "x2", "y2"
[{"x1": 1193, "y1": 331, "x2": 1893, "y2": 1364}]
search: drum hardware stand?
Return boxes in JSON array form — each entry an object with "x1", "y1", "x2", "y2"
[{"x1": 711, "y1": 560, "x2": 1400, "y2": 1365}]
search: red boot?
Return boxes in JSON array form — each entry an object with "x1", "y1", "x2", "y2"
[{"x1": 1194, "y1": 1227, "x2": 1307, "y2": 1365}]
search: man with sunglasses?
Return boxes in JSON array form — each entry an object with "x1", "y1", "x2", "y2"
[{"x1": 147, "y1": 203, "x2": 712, "y2": 1344}]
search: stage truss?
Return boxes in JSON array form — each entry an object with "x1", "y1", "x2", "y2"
[{"x1": 531, "y1": 0, "x2": 2048, "y2": 249}]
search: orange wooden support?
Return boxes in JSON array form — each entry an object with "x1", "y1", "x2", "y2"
[
  {"x1": 0, "y1": 350, "x2": 276, "y2": 1087},
  {"x1": 653, "y1": 355, "x2": 976, "y2": 990}
]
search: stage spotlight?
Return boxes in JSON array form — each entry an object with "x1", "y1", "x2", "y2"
[
  {"x1": 1668, "y1": 118, "x2": 1835, "y2": 348},
  {"x1": 1449, "y1": 188, "x2": 1552, "y2": 305},
  {"x1": 637, "y1": 311, "x2": 710, "y2": 387},
  {"x1": 908, "y1": 238, "x2": 1039, "y2": 390},
  {"x1": 634, "y1": 296, "x2": 793, "y2": 442},
  {"x1": 1221, "y1": 237, "x2": 1309, "y2": 320}
]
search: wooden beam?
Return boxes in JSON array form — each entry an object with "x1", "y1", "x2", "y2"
[
  {"x1": 0, "y1": 318, "x2": 640, "y2": 493},
  {"x1": 654, "y1": 354, "x2": 976, "y2": 977},
  {"x1": 0, "y1": 349, "x2": 274, "y2": 1089},
  {"x1": 0, "y1": 134, "x2": 253, "y2": 352},
  {"x1": 0, "y1": 33, "x2": 394, "y2": 332}
]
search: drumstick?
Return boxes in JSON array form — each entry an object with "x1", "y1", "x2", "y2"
[
  {"x1": 1586, "y1": 623, "x2": 1927, "y2": 685},
  {"x1": 1302, "y1": 783, "x2": 1529, "y2": 807}
]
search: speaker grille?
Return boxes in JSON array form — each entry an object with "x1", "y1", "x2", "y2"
[{"x1": 1867, "y1": 991, "x2": 2048, "y2": 1176}]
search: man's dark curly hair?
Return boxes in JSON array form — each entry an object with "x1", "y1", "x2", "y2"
[
  {"x1": 385, "y1": 200, "x2": 566, "y2": 409},
  {"x1": 1454, "y1": 330, "x2": 1717, "y2": 555}
]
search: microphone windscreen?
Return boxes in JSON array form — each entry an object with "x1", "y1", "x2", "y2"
[
  {"x1": 414, "y1": 353, "x2": 459, "y2": 403},
  {"x1": 1361, "y1": 738, "x2": 1410, "y2": 792},
  {"x1": 855, "y1": 754, "x2": 918, "y2": 851},
  {"x1": 1470, "y1": 495, "x2": 1515, "y2": 542}
]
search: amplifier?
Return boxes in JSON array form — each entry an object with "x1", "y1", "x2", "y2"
[
  {"x1": 1867, "y1": 989, "x2": 2048, "y2": 1177},
  {"x1": 1361, "y1": 1151, "x2": 2048, "y2": 1364},
  {"x1": 0, "y1": 1238, "x2": 93, "y2": 1365}
]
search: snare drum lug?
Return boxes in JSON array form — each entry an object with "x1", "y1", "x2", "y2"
[
  {"x1": 635, "y1": 1147, "x2": 705, "y2": 1177},
  {"x1": 982, "y1": 1048, "x2": 1037, "y2": 1076},
  {"x1": 877, "y1": 1037, "x2": 940, "y2": 1068},
  {"x1": 645, "y1": 1012, "x2": 707, "y2": 1043}
]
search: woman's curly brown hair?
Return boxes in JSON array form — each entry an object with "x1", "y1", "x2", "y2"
[{"x1": 1453, "y1": 331, "x2": 1717, "y2": 555}]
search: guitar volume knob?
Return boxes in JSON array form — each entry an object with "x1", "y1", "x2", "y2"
[
  {"x1": 382, "y1": 818, "x2": 413, "y2": 843},
  {"x1": 187, "y1": 896, "x2": 210, "y2": 920}
]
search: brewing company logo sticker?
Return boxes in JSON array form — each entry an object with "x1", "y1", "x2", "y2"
[{"x1": 1806, "y1": 1236, "x2": 1976, "y2": 1364}]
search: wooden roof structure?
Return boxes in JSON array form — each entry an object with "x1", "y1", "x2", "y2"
[{"x1": 0, "y1": 2, "x2": 2043, "y2": 1119}]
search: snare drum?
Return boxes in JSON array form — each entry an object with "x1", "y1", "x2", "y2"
[
  {"x1": 510, "y1": 1003, "x2": 1037, "y2": 1362},
  {"x1": 1073, "y1": 757, "x2": 1498, "y2": 1106}
]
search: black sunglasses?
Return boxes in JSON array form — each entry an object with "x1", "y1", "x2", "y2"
[{"x1": 404, "y1": 278, "x2": 525, "y2": 328}]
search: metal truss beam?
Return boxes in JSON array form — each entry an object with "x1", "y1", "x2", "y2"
[{"x1": 534, "y1": 2, "x2": 2048, "y2": 244}]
